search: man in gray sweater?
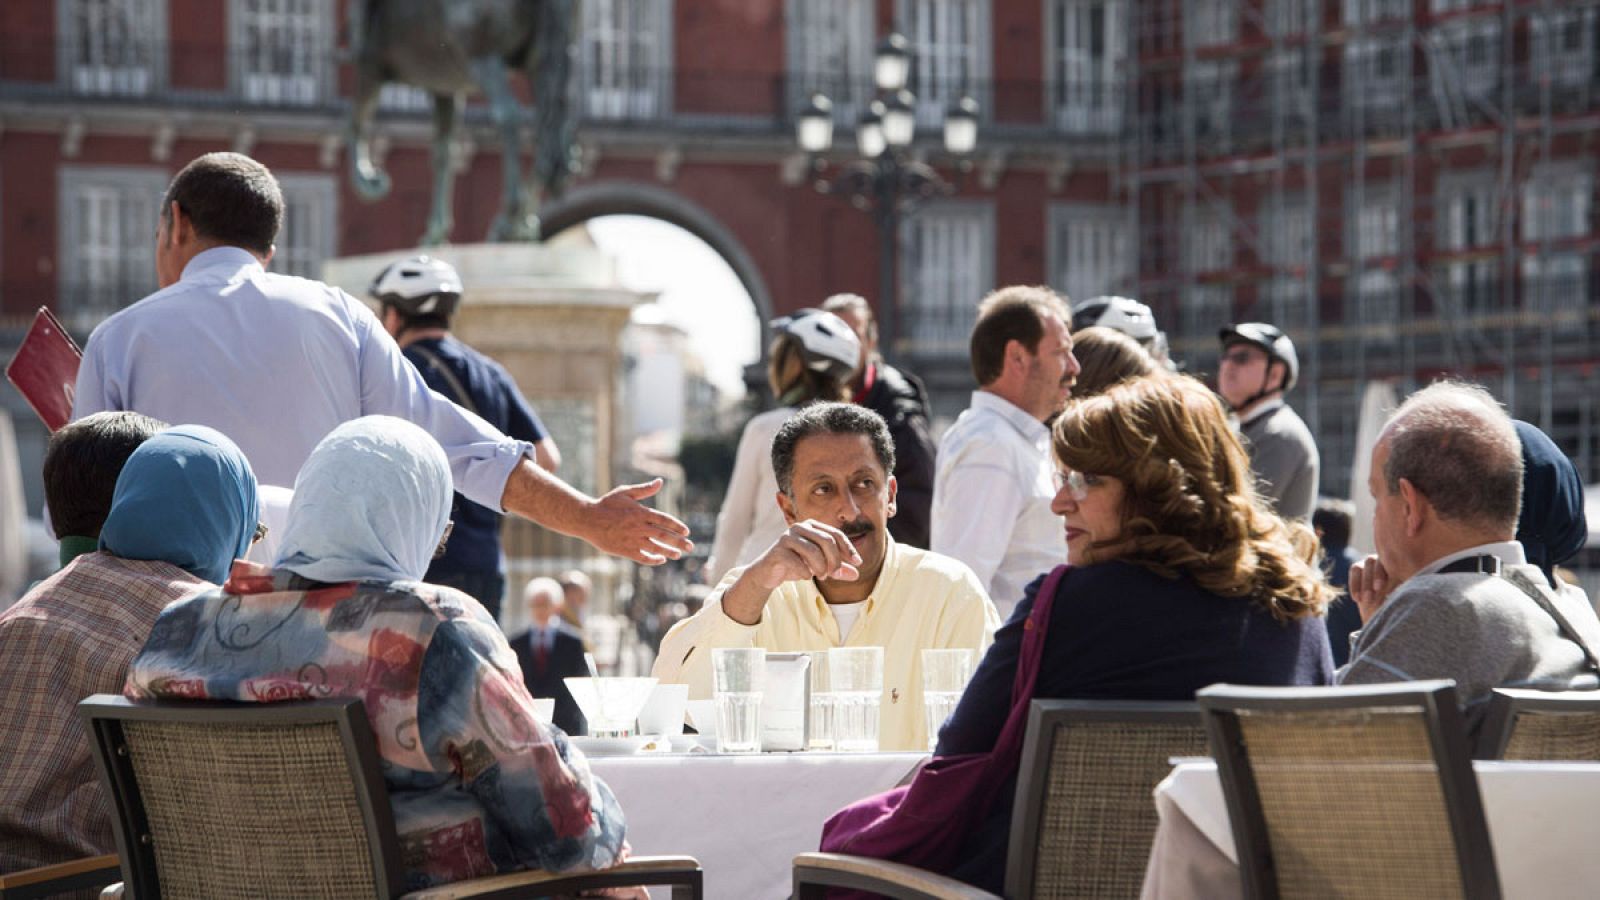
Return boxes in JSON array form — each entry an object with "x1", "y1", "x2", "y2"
[
  {"x1": 1217, "y1": 323, "x2": 1318, "y2": 520},
  {"x1": 1339, "y1": 382, "x2": 1600, "y2": 740}
]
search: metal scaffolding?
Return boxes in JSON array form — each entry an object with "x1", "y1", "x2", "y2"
[{"x1": 1122, "y1": 0, "x2": 1600, "y2": 497}]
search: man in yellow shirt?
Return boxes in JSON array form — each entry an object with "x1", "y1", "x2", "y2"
[{"x1": 654, "y1": 403, "x2": 1000, "y2": 751}]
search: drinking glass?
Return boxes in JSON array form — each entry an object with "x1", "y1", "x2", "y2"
[
  {"x1": 711, "y1": 648, "x2": 766, "y2": 753},
  {"x1": 807, "y1": 650, "x2": 835, "y2": 751},
  {"x1": 921, "y1": 648, "x2": 975, "y2": 751},
  {"x1": 827, "y1": 646, "x2": 884, "y2": 752}
]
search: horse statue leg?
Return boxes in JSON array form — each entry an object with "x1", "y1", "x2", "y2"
[
  {"x1": 471, "y1": 55, "x2": 539, "y2": 242},
  {"x1": 525, "y1": 0, "x2": 581, "y2": 242},
  {"x1": 347, "y1": 54, "x2": 392, "y2": 201},
  {"x1": 420, "y1": 92, "x2": 461, "y2": 246}
]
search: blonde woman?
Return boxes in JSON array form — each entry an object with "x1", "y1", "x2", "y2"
[
  {"x1": 930, "y1": 373, "x2": 1334, "y2": 893},
  {"x1": 705, "y1": 310, "x2": 859, "y2": 584}
]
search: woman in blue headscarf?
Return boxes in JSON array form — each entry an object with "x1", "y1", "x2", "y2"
[
  {"x1": 1513, "y1": 420, "x2": 1588, "y2": 590},
  {"x1": 127, "y1": 416, "x2": 629, "y2": 892},
  {"x1": 0, "y1": 425, "x2": 257, "y2": 873}
]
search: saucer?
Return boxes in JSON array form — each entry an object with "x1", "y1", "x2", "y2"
[{"x1": 570, "y1": 735, "x2": 652, "y2": 757}]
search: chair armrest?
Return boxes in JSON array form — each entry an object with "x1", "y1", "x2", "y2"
[
  {"x1": 792, "y1": 852, "x2": 1002, "y2": 900},
  {"x1": 0, "y1": 854, "x2": 121, "y2": 898},
  {"x1": 401, "y1": 855, "x2": 703, "y2": 900}
]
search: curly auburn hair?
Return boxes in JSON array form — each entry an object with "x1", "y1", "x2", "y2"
[{"x1": 1052, "y1": 373, "x2": 1332, "y2": 621}]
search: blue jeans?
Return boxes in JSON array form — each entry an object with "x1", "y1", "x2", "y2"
[{"x1": 427, "y1": 570, "x2": 506, "y2": 624}]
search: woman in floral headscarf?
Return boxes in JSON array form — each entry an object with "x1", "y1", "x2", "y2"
[{"x1": 127, "y1": 416, "x2": 627, "y2": 891}]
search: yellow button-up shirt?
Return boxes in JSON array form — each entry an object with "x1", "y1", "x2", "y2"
[{"x1": 653, "y1": 538, "x2": 1001, "y2": 751}]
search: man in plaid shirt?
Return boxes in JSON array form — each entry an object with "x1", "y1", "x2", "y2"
[{"x1": 0, "y1": 425, "x2": 258, "y2": 874}]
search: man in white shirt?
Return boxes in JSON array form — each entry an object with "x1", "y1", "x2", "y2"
[
  {"x1": 654, "y1": 403, "x2": 999, "y2": 751},
  {"x1": 72, "y1": 151, "x2": 689, "y2": 567},
  {"x1": 931, "y1": 286, "x2": 1080, "y2": 619}
]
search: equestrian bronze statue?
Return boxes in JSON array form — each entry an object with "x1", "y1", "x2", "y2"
[{"x1": 346, "y1": 0, "x2": 579, "y2": 245}]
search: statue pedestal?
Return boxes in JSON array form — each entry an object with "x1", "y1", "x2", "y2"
[{"x1": 322, "y1": 241, "x2": 655, "y2": 636}]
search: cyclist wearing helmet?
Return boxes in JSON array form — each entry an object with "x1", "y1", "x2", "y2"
[
  {"x1": 706, "y1": 309, "x2": 860, "y2": 584},
  {"x1": 1217, "y1": 322, "x2": 1318, "y2": 520},
  {"x1": 371, "y1": 254, "x2": 561, "y2": 619},
  {"x1": 1071, "y1": 295, "x2": 1172, "y2": 367},
  {"x1": 821, "y1": 293, "x2": 938, "y2": 549}
]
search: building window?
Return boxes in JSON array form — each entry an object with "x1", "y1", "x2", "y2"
[
  {"x1": 1349, "y1": 185, "x2": 1400, "y2": 262},
  {"x1": 900, "y1": 201, "x2": 994, "y2": 353},
  {"x1": 1186, "y1": 0, "x2": 1236, "y2": 47},
  {"x1": 1522, "y1": 164, "x2": 1592, "y2": 316},
  {"x1": 1047, "y1": 0, "x2": 1126, "y2": 135},
  {"x1": 58, "y1": 166, "x2": 167, "y2": 329},
  {"x1": 1048, "y1": 204, "x2": 1132, "y2": 305},
  {"x1": 1181, "y1": 205, "x2": 1232, "y2": 344},
  {"x1": 1189, "y1": 60, "x2": 1236, "y2": 151},
  {"x1": 580, "y1": 0, "x2": 672, "y2": 121},
  {"x1": 1352, "y1": 269, "x2": 1400, "y2": 340},
  {"x1": 900, "y1": 0, "x2": 991, "y2": 127},
  {"x1": 1532, "y1": 8, "x2": 1597, "y2": 95},
  {"x1": 270, "y1": 174, "x2": 337, "y2": 280},
  {"x1": 58, "y1": 0, "x2": 165, "y2": 95},
  {"x1": 1268, "y1": 46, "x2": 1312, "y2": 124},
  {"x1": 1344, "y1": 36, "x2": 1406, "y2": 119},
  {"x1": 1344, "y1": 0, "x2": 1409, "y2": 24},
  {"x1": 1436, "y1": 173, "x2": 1499, "y2": 314},
  {"x1": 230, "y1": 0, "x2": 333, "y2": 106},
  {"x1": 1260, "y1": 197, "x2": 1312, "y2": 324},
  {"x1": 1266, "y1": 0, "x2": 1316, "y2": 37},
  {"x1": 1426, "y1": 19, "x2": 1499, "y2": 123},
  {"x1": 379, "y1": 83, "x2": 433, "y2": 114},
  {"x1": 787, "y1": 0, "x2": 875, "y2": 125}
]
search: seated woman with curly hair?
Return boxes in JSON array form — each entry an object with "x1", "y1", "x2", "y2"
[{"x1": 934, "y1": 372, "x2": 1334, "y2": 894}]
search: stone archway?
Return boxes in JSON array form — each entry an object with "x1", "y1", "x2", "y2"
[{"x1": 541, "y1": 181, "x2": 775, "y2": 328}]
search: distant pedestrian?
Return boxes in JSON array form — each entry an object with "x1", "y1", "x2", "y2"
[
  {"x1": 707, "y1": 310, "x2": 860, "y2": 584},
  {"x1": 1216, "y1": 322, "x2": 1318, "y2": 520},
  {"x1": 822, "y1": 293, "x2": 938, "y2": 548}
]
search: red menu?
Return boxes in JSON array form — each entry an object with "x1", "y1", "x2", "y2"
[{"x1": 6, "y1": 307, "x2": 83, "y2": 432}]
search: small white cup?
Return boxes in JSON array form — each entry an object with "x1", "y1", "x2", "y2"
[
  {"x1": 638, "y1": 683, "x2": 690, "y2": 736},
  {"x1": 530, "y1": 697, "x2": 556, "y2": 726}
]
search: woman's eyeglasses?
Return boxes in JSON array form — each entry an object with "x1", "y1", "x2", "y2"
[{"x1": 1052, "y1": 469, "x2": 1091, "y2": 501}]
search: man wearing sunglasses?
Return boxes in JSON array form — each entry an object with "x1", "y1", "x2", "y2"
[{"x1": 1217, "y1": 322, "x2": 1318, "y2": 520}]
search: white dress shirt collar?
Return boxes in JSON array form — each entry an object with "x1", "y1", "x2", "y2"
[
  {"x1": 970, "y1": 390, "x2": 1050, "y2": 450},
  {"x1": 180, "y1": 246, "x2": 264, "y2": 283},
  {"x1": 1416, "y1": 540, "x2": 1527, "y2": 578}
]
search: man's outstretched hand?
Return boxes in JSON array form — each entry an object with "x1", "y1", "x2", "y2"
[{"x1": 585, "y1": 479, "x2": 693, "y2": 565}]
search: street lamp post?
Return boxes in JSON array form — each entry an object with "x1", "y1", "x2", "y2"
[{"x1": 796, "y1": 33, "x2": 979, "y2": 363}]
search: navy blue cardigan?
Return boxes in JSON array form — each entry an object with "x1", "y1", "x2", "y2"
[{"x1": 935, "y1": 560, "x2": 1335, "y2": 894}]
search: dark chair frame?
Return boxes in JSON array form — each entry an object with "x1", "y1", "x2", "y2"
[
  {"x1": 80, "y1": 695, "x2": 702, "y2": 900},
  {"x1": 794, "y1": 698, "x2": 1205, "y2": 900},
  {"x1": 1475, "y1": 687, "x2": 1600, "y2": 759},
  {"x1": 1198, "y1": 680, "x2": 1500, "y2": 900},
  {"x1": 0, "y1": 854, "x2": 121, "y2": 900}
]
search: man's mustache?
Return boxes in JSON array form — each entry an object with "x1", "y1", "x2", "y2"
[{"x1": 840, "y1": 519, "x2": 874, "y2": 539}]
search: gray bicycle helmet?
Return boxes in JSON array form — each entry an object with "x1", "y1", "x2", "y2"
[
  {"x1": 370, "y1": 255, "x2": 463, "y2": 319},
  {"x1": 770, "y1": 308, "x2": 861, "y2": 384}
]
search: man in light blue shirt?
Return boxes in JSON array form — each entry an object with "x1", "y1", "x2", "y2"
[
  {"x1": 72, "y1": 152, "x2": 690, "y2": 566},
  {"x1": 931, "y1": 286, "x2": 1079, "y2": 619}
]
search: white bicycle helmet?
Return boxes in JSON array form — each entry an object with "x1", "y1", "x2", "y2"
[
  {"x1": 770, "y1": 309, "x2": 861, "y2": 384},
  {"x1": 370, "y1": 255, "x2": 463, "y2": 319},
  {"x1": 1072, "y1": 296, "x2": 1159, "y2": 342}
]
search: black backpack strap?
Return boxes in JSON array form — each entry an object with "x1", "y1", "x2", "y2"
[{"x1": 409, "y1": 343, "x2": 480, "y2": 418}]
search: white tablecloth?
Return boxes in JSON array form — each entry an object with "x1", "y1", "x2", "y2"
[
  {"x1": 590, "y1": 751, "x2": 926, "y2": 899},
  {"x1": 1141, "y1": 760, "x2": 1600, "y2": 900}
]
